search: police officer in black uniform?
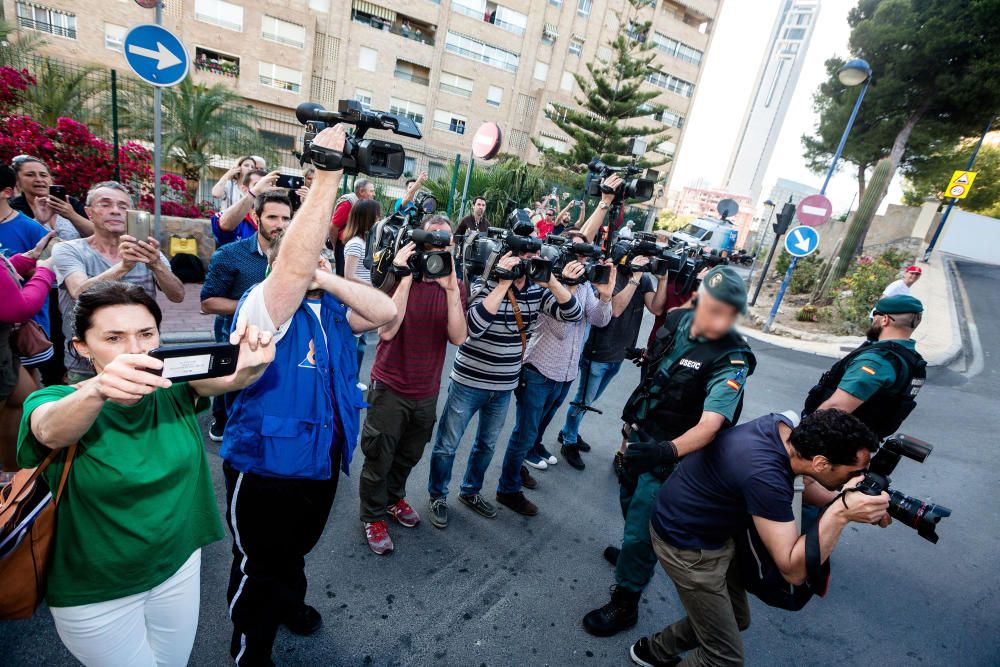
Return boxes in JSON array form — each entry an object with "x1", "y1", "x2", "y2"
[{"x1": 582, "y1": 266, "x2": 757, "y2": 637}]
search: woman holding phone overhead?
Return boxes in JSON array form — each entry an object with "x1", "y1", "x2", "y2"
[
  {"x1": 16, "y1": 280, "x2": 276, "y2": 667},
  {"x1": 8, "y1": 156, "x2": 93, "y2": 239}
]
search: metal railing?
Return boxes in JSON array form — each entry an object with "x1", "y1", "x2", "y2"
[
  {"x1": 393, "y1": 69, "x2": 430, "y2": 86},
  {"x1": 433, "y1": 121, "x2": 466, "y2": 135},
  {"x1": 17, "y1": 17, "x2": 76, "y2": 39}
]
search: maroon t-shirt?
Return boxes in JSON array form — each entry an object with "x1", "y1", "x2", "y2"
[{"x1": 371, "y1": 279, "x2": 467, "y2": 400}]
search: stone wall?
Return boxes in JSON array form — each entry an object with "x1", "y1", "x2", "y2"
[{"x1": 156, "y1": 216, "x2": 215, "y2": 267}]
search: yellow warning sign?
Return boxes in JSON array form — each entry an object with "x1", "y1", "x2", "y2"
[{"x1": 946, "y1": 170, "x2": 977, "y2": 199}]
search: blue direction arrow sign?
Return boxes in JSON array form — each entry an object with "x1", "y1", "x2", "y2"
[
  {"x1": 123, "y1": 24, "x2": 188, "y2": 87},
  {"x1": 784, "y1": 225, "x2": 820, "y2": 258}
]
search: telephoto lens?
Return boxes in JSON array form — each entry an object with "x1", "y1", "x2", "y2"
[{"x1": 886, "y1": 490, "x2": 952, "y2": 544}]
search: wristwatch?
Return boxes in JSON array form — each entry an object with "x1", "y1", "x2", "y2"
[
  {"x1": 598, "y1": 201, "x2": 611, "y2": 210},
  {"x1": 628, "y1": 278, "x2": 641, "y2": 287}
]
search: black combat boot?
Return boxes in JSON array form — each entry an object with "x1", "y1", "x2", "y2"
[{"x1": 583, "y1": 585, "x2": 641, "y2": 637}]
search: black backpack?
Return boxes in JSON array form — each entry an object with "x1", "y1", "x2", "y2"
[{"x1": 170, "y1": 253, "x2": 206, "y2": 284}]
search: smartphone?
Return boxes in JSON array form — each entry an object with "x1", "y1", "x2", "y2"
[
  {"x1": 276, "y1": 174, "x2": 304, "y2": 191},
  {"x1": 49, "y1": 185, "x2": 67, "y2": 202},
  {"x1": 149, "y1": 343, "x2": 239, "y2": 382},
  {"x1": 127, "y1": 210, "x2": 151, "y2": 241}
]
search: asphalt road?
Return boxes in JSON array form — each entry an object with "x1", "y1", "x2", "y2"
[{"x1": 3, "y1": 261, "x2": 998, "y2": 666}]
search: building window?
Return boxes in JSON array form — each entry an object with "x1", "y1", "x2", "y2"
[
  {"x1": 355, "y1": 88, "x2": 373, "y2": 109},
  {"x1": 568, "y1": 37, "x2": 583, "y2": 56},
  {"x1": 646, "y1": 70, "x2": 695, "y2": 98},
  {"x1": 195, "y1": 47, "x2": 240, "y2": 77},
  {"x1": 452, "y1": 0, "x2": 528, "y2": 36},
  {"x1": 657, "y1": 141, "x2": 676, "y2": 158},
  {"x1": 659, "y1": 109, "x2": 685, "y2": 129},
  {"x1": 538, "y1": 135, "x2": 568, "y2": 153},
  {"x1": 403, "y1": 156, "x2": 417, "y2": 178},
  {"x1": 259, "y1": 62, "x2": 302, "y2": 93},
  {"x1": 15, "y1": 2, "x2": 76, "y2": 39},
  {"x1": 541, "y1": 24, "x2": 558, "y2": 45},
  {"x1": 560, "y1": 71, "x2": 574, "y2": 92},
  {"x1": 549, "y1": 0, "x2": 562, "y2": 6},
  {"x1": 428, "y1": 161, "x2": 448, "y2": 181},
  {"x1": 194, "y1": 0, "x2": 244, "y2": 32},
  {"x1": 261, "y1": 16, "x2": 306, "y2": 48},
  {"x1": 533, "y1": 61, "x2": 549, "y2": 82},
  {"x1": 309, "y1": 0, "x2": 330, "y2": 11},
  {"x1": 445, "y1": 32, "x2": 519, "y2": 73},
  {"x1": 577, "y1": 0, "x2": 592, "y2": 17},
  {"x1": 652, "y1": 32, "x2": 703, "y2": 66},
  {"x1": 105, "y1": 23, "x2": 126, "y2": 52},
  {"x1": 440, "y1": 71, "x2": 474, "y2": 98},
  {"x1": 783, "y1": 27, "x2": 806, "y2": 40},
  {"x1": 486, "y1": 85, "x2": 503, "y2": 107},
  {"x1": 358, "y1": 46, "x2": 378, "y2": 72},
  {"x1": 394, "y1": 60, "x2": 431, "y2": 86},
  {"x1": 434, "y1": 110, "x2": 467, "y2": 135},
  {"x1": 258, "y1": 130, "x2": 295, "y2": 151},
  {"x1": 780, "y1": 42, "x2": 800, "y2": 55},
  {"x1": 389, "y1": 97, "x2": 426, "y2": 126}
]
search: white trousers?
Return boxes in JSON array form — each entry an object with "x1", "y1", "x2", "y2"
[{"x1": 49, "y1": 549, "x2": 202, "y2": 667}]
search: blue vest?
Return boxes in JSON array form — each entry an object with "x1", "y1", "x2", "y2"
[{"x1": 221, "y1": 292, "x2": 364, "y2": 479}]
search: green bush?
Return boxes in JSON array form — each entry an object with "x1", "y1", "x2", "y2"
[
  {"x1": 835, "y1": 250, "x2": 903, "y2": 332},
  {"x1": 773, "y1": 250, "x2": 822, "y2": 294}
]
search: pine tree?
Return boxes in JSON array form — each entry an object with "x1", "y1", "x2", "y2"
[{"x1": 535, "y1": 0, "x2": 673, "y2": 171}]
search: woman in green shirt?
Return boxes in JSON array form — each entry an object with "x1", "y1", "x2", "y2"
[{"x1": 17, "y1": 280, "x2": 275, "y2": 667}]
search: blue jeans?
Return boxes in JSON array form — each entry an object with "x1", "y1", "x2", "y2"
[
  {"x1": 499, "y1": 367, "x2": 573, "y2": 494},
  {"x1": 356, "y1": 333, "x2": 367, "y2": 383},
  {"x1": 428, "y1": 380, "x2": 512, "y2": 499},
  {"x1": 212, "y1": 316, "x2": 233, "y2": 423},
  {"x1": 559, "y1": 358, "x2": 623, "y2": 445}
]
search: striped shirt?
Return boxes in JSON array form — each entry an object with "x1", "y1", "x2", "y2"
[
  {"x1": 452, "y1": 278, "x2": 583, "y2": 391},
  {"x1": 524, "y1": 282, "x2": 612, "y2": 383}
]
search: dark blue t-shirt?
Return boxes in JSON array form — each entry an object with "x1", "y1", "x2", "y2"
[
  {"x1": 652, "y1": 413, "x2": 796, "y2": 550},
  {"x1": 0, "y1": 212, "x2": 52, "y2": 334},
  {"x1": 211, "y1": 213, "x2": 257, "y2": 248}
]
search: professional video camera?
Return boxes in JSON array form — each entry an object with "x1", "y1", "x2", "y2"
[
  {"x1": 659, "y1": 242, "x2": 729, "y2": 293},
  {"x1": 585, "y1": 158, "x2": 655, "y2": 204},
  {"x1": 462, "y1": 208, "x2": 549, "y2": 283},
  {"x1": 296, "y1": 100, "x2": 421, "y2": 178},
  {"x1": 536, "y1": 235, "x2": 612, "y2": 286},
  {"x1": 854, "y1": 434, "x2": 951, "y2": 543},
  {"x1": 609, "y1": 231, "x2": 668, "y2": 276},
  {"x1": 367, "y1": 192, "x2": 452, "y2": 291}
]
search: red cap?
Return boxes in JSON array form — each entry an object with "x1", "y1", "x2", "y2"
[{"x1": 905, "y1": 265, "x2": 922, "y2": 274}]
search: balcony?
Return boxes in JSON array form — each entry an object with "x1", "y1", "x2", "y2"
[
  {"x1": 351, "y1": 2, "x2": 436, "y2": 46},
  {"x1": 17, "y1": 17, "x2": 76, "y2": 39},
  {"x1": 433, "y1": 120, "x2": 466, "y2": 135},
  {"x1": 195, "y1": 48, "x2": 240, "y2": 78},
  {"x1": 394, "y1": 60, "x2": 431, "y2": 86}
]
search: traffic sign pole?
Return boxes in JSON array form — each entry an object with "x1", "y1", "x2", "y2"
[
  {"x1": 762, "y1": 225, "x2": 820, "y2": 333},
  {"x1": 153, "y1": 2, "x2": 163, "y2": 241},
  {"x1": 763, "y1": 257, "x2": 797, "y2": 333}
]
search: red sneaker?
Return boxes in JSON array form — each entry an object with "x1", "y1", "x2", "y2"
[
  {"x1": 364, "y1": 521, "x2": 394, "y2": 555},
  {"x1": 387, "y1": 498, "x2": 420, "y2": 528}
]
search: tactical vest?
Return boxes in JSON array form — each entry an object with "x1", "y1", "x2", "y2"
[
  {"x1": 622, "y1": 309, "x2": 756, "y2": 444},
  {"x1": 803, "y1": 339, "x2": 926, "y2": 440}
]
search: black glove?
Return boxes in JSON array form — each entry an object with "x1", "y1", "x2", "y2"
[{"x1": 623, "y1": 435, "x2": 678, "y2": 477}]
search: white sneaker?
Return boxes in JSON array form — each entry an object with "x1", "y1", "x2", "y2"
[
  {"x1": 356, "y1": 382, "x2": 368, "y2": 391},
  {"x1": 524, "y1": 455, "x2": 548, "y2": 470}
]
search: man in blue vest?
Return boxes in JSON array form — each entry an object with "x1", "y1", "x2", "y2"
[{"x1": 220, "y1": 124, "x2": 398, "y2": 667}]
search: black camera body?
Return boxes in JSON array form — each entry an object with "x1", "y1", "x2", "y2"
[
  {"x1": 537, "y1": 235, "x2": 611, "y2": 286},
  {"x1": 367, "y1": 192, "x2": 449, "y2": 290},
  {"x1": 610, "y1": 231, "x2": 668, "y2": 276},
  {"x1": 658, "y1": 241, "x2": 729, "y2": 294},
  {"x1": 296, "y1": 100, "x2": 421, "y2": 178},
  {"x1": 855, "y1": 434, "x2": 951, "y2": 543},
  {"x1": 586, "y1": 158, "x2": 655, "y2": 203},
  {"x1": 408, "y1": 228, "x2": 453, "y2": 280},
  {"x1": 463, "y1": 210, "x2": 546, "y2": 283}
]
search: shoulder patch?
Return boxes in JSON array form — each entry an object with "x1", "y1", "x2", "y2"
[
  {"x1": 860, "y1": 365, "x2": 877, "y2": 375},
  {"x1": 730, "y1": 358, "x2": 746, "y2": 365},
  {"x1": 726, "y1": 379, "x2": 741, "y2": 390}
]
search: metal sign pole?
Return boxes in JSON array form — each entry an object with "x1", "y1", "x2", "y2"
[
  {"x1": 458, "y1": 154, "x2": 474, "y2": 221},
  {"x1": 152, "y1": 2, "x2": 163, "y2": 242}
]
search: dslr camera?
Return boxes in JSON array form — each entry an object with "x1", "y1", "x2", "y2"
[
  {"x1": 536, "y1": 235, "x2": 612, "y2": 286},
  {"x1": 586, "y1": 158, "x2": 655, "y2": 203},
  {"x1": 463, "y1": 209, "x2": 548, "y2": 283},
  {"x1": 609, "y1": 231, "x2": 668, "y2": 276},
  {"x1": 367, "y1": 192, "x2": 453, "y2": 292},
  {"x1": 296, "y1": 100, "x2": 421, "y2": 178},
  {"x1": 854, "y1": 434, "x2": 951, "y2": 543}
]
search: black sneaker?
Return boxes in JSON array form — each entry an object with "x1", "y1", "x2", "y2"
[
  {"x1": 429, "y1": 497, "x2": 449, "y2": 529},
  {"x1": 459, "y1": 493, "x2": 497, "y2": 519},
  {"x1": 283, "y1": 604, "x2": 322, "y2": 636},
  {"x1": 583, "y1": 585, "x2": 641, "y2": 637},
  {"x1": 629, "y1": 637, "x2": 680, "y2": 667},
  {"x1": 209, "y1": 419, "x2": 225, "y2": 442},
  {"x1": 496, "y1": 491, "x2": 538, "y2": 516},
  {"x1": 613, "y1": 451, "x2": 626, "y2": 480},
  {"x1": 603, "y1": 546, "x2": 620, "y2": 566},
  {"x1": 561, "y1": 445, "x2": 586, "y2": 470},
  {"x1": 559, "y1": 431, "x2": 592, "y2": 453},
  {"x1": 520, "y1": 465, "x2": 538, "y2": 490}
]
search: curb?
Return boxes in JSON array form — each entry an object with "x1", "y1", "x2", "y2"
[{"x1": 934, "y1": 255, "x2": 967, "y2": 368}]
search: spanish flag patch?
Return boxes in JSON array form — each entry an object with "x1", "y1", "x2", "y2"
[
  {"x1": 861, "y1": 365, "x2": 877, "y2": 375},
  {"x1": 726, "y1": 379, "x2": 741, "y2": 390},
  {"x1": 730, "y1": 359, "x2": 746, "y2": 366}
]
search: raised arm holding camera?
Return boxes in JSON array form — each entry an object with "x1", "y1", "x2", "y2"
[{"x1": 219, "y1": 124, "x2": 396, "y2": 666}]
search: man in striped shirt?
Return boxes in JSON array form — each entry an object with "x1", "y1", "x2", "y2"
[{"x1": 426, "y1": 250, "x2": 583, "y2": 528}]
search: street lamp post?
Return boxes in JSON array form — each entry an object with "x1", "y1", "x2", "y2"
[
  {"x1": 745, "y1": 199, "x2": 775, "y2": 290},
  {"x1": 763, "y1": 59, "x2": 872, "y2": 333}
]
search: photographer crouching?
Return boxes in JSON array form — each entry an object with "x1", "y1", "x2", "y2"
[
  {"x1": 583, "y1": 266, "x2": 756, "y2": 637},
  {"x1": 627, "y1": 410, "x2": 889, "y2": 667}
]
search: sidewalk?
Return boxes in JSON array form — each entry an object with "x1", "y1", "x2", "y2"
[
  {"x1": 157, "y1": 283, "x2": 216, "y2": 342},
  {"x1": 740, "y1": 255, "x2": 962, "y2": 366}
]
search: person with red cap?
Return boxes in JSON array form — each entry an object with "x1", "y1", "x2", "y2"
[{"x1": 881, "y1": 265, "x2": 922, "y2": 297}]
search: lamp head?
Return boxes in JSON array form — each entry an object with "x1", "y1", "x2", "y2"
[{"x1": 838, "y1": 58, "x2": 872, "y2": 86}]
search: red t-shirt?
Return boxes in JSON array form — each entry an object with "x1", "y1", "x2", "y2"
[
  {"x1": 331, "y1": 200, "x2": 352, "y2": 242},
  {"x1": 370, "y1": 279, "x2": 467, "y2": 400},
  {"x1": 535, "y1": 219, "x2": 554, "y2": 238}
]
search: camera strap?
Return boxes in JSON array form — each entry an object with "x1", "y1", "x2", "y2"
[{"x1": 507, "y1": 288, "x2": 528, "y2": 361}]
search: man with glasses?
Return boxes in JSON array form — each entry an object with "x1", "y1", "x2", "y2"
[{"x1": 51, "y1": 181, "x2": 184, "y2": 382}]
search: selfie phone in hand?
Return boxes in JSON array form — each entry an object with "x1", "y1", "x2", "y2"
[
  {"x1": 49, "y1": 185, "x2": 67, "y2": 202},
  {"x1": 127, "y1": 210, "x2": 151, "y2": 242},
  {"x1": 276, "y1": 174, "x2": 304, "y2": 190},
  {"x1": 149, "y1": 343, "x2": 239, "y2": 381}
]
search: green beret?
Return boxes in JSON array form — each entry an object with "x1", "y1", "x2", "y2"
[
  {"x1": 874, "y1": 294, "x2": 923, "y2": 314},
  {"x1": 702, "y1": 266, "x2": 747, "y2": 313}
]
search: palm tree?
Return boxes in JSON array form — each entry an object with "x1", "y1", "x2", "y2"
[
  {"x1": 19, "y1": 57, "x2": 109, "y2": 129},
  {"x1": 0, "y1": 18, "x2": 45, "y2": 67}
]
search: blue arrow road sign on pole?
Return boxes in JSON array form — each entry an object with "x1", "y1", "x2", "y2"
[
  {"x1": 123, "y1": 24, "x2": 188, "y2": 87},
  {"x1": 783, "y1": 225, "x2": 820, "y2": 258}
]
